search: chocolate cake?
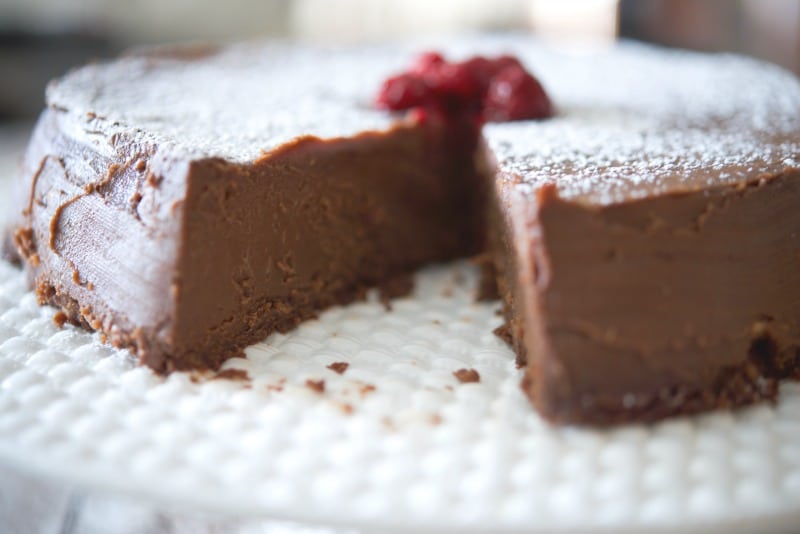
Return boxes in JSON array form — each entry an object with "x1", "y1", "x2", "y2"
[{"x1": 4, "y1": 36, "x2": 800, "y2": 424}]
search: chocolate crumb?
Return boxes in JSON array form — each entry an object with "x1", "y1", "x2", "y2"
[
  {"x1": 327, "y1": 361, "x2": 349, "y2": 374},
  {"x1": 53, "y1": 311, "x2": 68, "y2": 328},
  {"x1": 214, "y1": 368, "x2": 250, "y2": 381},
  {"x1": 266, "y1": 377, "x2": 287, "y2": 388},
  {"x1": 493, "y1": 323, "x2": 513, "y2": 345},
  {"x1": 12, "y1": 227, "x2": 36, "y2": 261},
  {"x1": 306, "y1": 379, "x2": 325, "y2": 393},
  {"x1": 340, "y1": 403, "x2": 354, "y2": 415},
  {"x1": 360, "y1": 383, "x2": 376, "y2": 396},
  {"x1": 453, "y1": 368, "x2": 480, "y2": 383},
  {"x1": 130, "y1": 191, "x2": 143, "y2": 209},
  {"x1": 145, "y1": 173, "x2": 162, "y2": 187}
]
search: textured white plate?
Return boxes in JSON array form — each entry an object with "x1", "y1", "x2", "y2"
[{"x1": 0, "y1": 259, "x2": 799, "y2": 533}]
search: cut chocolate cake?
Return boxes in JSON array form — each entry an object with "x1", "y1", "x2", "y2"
[{"x1": 4, "y1": 36, "x2": 800, "y2": 424}]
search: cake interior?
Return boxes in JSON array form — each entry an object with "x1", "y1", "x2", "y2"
[{"x1": 167, "y1": 125, "x2": 486, "y2": 371}]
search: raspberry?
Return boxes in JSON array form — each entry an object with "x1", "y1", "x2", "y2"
[
  {"x1": 459, "y1": 56, "x2": 496, "y2": 88},
  {"x1": 374, "y1": 73, "x2": 429, "y2": 110},
  {"x1": 410, "y1": 52, "x2": 445, "y2": 75},
  {"x1": 483, "y1": 65, "x2": 553, "y2": 122},
  {"x1": 423, "y1": 62, "x2": 483, "y2": 103},
  {"x1": 375, "y1": 51, "x2": 553, "y2": 122},
  {"x1": 492, "y1": 55, "x2": 525, "y2": 75}
]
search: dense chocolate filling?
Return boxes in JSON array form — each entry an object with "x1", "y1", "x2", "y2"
[{"x1": 490, "y1": 172, "x2": 800, "y2": 424}]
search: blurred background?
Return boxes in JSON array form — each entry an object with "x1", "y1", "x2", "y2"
[{"x1": 0, "y1": 0, "x2": 799, "y2": 122}]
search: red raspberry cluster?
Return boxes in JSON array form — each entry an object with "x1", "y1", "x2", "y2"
[{"x1": 374, "y1": 52, "x2": 553, "y2": 123}]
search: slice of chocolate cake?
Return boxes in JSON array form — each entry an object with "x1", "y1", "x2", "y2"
[
  {"x1": 3, "y1": 43, "x2": 487, "y2": 372},
  {"x1": 482, "y1": 48, "x2": 800, "y2": 423},
  {"x1": 3, "y1": 36, "x2": 800, "y2": 424}
]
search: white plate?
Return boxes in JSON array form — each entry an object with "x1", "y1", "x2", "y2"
[{"x1": 0, "y1": 257, "x2": 798, "y2": 533}]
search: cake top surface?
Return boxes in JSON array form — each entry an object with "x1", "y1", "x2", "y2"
[
  {"x1": 483, "y1": 41, "x2": 800, "y2": 204},
  {"x1": 47, "y1": 35, "x2": 800, "y2": 205},
  {"x1": 48, "y1": 42, "x2": 402, "y2": 161}
]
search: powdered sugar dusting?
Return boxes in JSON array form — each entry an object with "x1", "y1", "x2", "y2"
[
  {"x1": 484, "y1": 42, "x2": 800, "y2": 204},
  {"x1": 47, "y1": 42, "x2": 408, "y2": 162},
  {"x1": 47, "y1": 37, "x2": 800, "y2": 203}
]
